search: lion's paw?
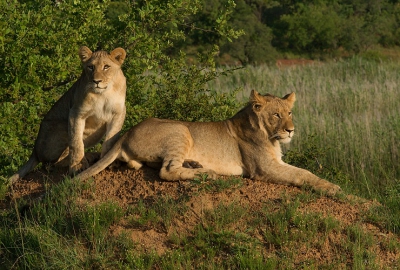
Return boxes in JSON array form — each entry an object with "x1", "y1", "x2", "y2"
[
  {"x1": 183, "y1": 159, "x2": 203, "y2": 169},
  {"x1": 69, "y1": 157, "x2": 89, "y2": 176},
  {"x1": 317, "y1": 182, "x2": 341, "y2": 196},
  {"x1": 198, "y1": 169, "x2": 218, "y2": 180}
]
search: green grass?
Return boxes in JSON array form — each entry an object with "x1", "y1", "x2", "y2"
[
  {"x1": 127, "y1": 195, "x2": 188, "y2": 230},
  {"x1": 2, "y1": 175, "x2": 399, "y2": 269}
]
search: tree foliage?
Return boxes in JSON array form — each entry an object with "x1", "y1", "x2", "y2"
[
  {"x1": 171, "y1": 0, "x2": 400, "y2": 63},
  {"x1": 267, "y1": 0, "x2": 400, "y2": 57}
]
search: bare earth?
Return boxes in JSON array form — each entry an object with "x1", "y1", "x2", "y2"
[{"x1": 2, "y1": 162, "x2": 399, "y2": 268}]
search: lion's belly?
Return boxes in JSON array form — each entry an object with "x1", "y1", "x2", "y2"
[
  {"x1": 186, "y1": 122, "x2": 246, "y2": 176},
  {"x1": 190, "y1": 155, "x2": 245, "y2": 176},
  {"x1": 212, "y1": 162, "x2": 245, "y2": 176},
  {"x1": 188, "y1": 147, "x2": 245, "y2": 176}
]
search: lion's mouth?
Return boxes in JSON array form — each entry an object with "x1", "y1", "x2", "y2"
[
  {"x1": 92, "y1": 85, "x2": 108, "y2": 93},
  {"x1": 269, "y1": 133, "x2": 281, "y2": 140},
  {"x1": 92, "y1": 84, "x2": 108, "y2": 91},
  {"x1": 269, "y1": 133, "x2": 293, "y2": 141}
]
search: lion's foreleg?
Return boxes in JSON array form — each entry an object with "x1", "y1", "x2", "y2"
[
  {"x1": 68, "y1": 116, "x2": 88, "y2": 175},
  {"x1": 264, "y1": 163, "x2": 341, "y2": 195},
  {"x1": 101, "y1": 110, "x2": 125, "y2": 157}
]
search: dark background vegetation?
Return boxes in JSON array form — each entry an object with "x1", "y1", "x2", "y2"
[{"x1": 182, "y1": 0, "x2": 400, "y2": 64}]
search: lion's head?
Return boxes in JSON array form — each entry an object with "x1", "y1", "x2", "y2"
[
  {"x1": 79, "y1": 46, "x2": 126, "y2": 94},
  {"x1": 250, "y1": 90, "x2": 295, "y2": 144}
]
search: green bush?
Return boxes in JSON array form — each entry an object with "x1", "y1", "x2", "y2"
[{"x1": 0, "y1": 0, "x2": 242, "y2": 183}]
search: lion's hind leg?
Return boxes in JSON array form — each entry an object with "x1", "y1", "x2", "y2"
[
  {"x1": 183, "y1": 159, "x2": 203, "y2": 168},
  {"x1": 127, "y1": 160, "x2": 143, "y2": 170},
  {"x1": 118, "y1": 149, "x2": 143, "y2": 170},
  {"x1": 160, "y1": 158, "x2": 217, "y2": 181},
  {"x1": 157, "y1": 131, "x2": 216, "y2": 181}
]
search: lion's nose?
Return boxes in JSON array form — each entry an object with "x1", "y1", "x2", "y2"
[
  {"x1": 93, "y1": 79, "x2": 102, "y2": 85},
  {"x1": 285, "y1": 128, "x2": 294, "y2": 134}
]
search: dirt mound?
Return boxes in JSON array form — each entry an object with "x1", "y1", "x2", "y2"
[{"x1": 2, "y1": 164, "x2": 399, "y2": 268}]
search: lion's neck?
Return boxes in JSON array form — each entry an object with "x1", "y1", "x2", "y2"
[
  {"x1": 227, "y1": 107, "x2": 273, "y2": 145},
  {"x1": 272, "y1": 140, "x2": 284, "y2": 163}
]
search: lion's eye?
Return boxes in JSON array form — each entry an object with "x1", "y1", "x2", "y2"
[
  {"x1": 288, "y1": 112, "x2": 292, "y2": 116},
  {"x1": 87, "y1": 65, "x2": 94, "y2": 71},
  {"x1": 104, "y1": 65, "x2": 110, "y2": 70},
  {"x1": 274, "y1": 113, "x2": 281, "y2": 118}
]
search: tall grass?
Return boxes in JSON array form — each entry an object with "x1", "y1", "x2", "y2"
[{"x1": 209, "y1": 58, "x2": 400, "y2": 199}]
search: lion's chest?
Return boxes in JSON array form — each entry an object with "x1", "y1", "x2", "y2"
[
  {"x1": 81, "y1": 92, "x2": 124, "y2": 124},
  {"x1": 72, "y1": 91, "x2": 124, "y2": 132}
]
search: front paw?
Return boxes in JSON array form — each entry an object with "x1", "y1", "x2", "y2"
[
  {"x1": 197, "y1": 169, "x2": 218, "y2": 180},
  {"x1": 316, "y1": 180, "x2": 341, "y2": 196},
  {"x1": 327, "y1": 184, "x2": 342, "y2": 196},
  {"x1": 69, "y1": 157, "x2": 89, "y2": 176}
]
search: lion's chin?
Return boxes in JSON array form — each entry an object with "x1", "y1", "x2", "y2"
[
  {"x1": 92, "y1": 86, "x2": 108, "y2": 94},
  {"x1": 279, "y1": 137, "x2": 292, "y2": 144}
]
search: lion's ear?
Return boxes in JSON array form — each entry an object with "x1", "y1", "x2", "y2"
[
  {"x1": 79, "y1": 46, "x2": 92, "y2": 63},
  {"x1": 110, "y1": 48, "x2": 126, "y2": 65},
  {"x1": 282, "y1": 92, "x2": 296, "y2": 108},
  {"x1": 250, "y1": 89, "x2": 264, "y2": 103},
  {"x1": 250, "y1": 90, "x2": 266, "y2": 112}
]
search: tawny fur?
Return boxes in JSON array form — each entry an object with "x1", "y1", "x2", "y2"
[
  {"x1": 9, "y1": 46, "x2": 127, "y2": 183},
  {"x1": 77, "y1": 90, "x2": 341, "y2": 195}
]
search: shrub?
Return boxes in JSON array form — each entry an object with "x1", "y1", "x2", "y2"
[{"x1": 0, "y1": 0, "x2": 242, "y2": 183}]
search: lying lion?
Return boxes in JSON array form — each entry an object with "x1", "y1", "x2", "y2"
[
  {"x1": 77, "y1": 90, "x2": 341, "y2": 195},
  {"x1": 9, "y1": 46, "x2": 127, "y2": 183}
]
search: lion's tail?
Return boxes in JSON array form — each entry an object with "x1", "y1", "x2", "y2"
[
  {"x1": 8, "y1": 153, "x2": 39, "y2": 185},
  {"x1": 76, "y1": 139, "x2": 123, "y2": 181}
]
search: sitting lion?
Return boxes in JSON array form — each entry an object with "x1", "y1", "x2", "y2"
[
  {"x1": 77, "y1": 90, "x2": 341, "y2": 195},
  {"x1": 9, "y1": 46, "x2": 127, "y2": 183}
]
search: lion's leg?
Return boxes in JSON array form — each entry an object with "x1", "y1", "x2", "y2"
[
  {"x1": 127, "y1": 160, "x2": 143, "y2": 170},
  {"x1": 263, "y1": 163, "x2": 341, "y2": 195},
  {"x1": 101, "y1": 110, "x2": 126, "y2": 157},
  {"x1": 158, "y1": 131, "x2": 216, "y2": 181},
  {"x1": 35, "y1": 121, "x2": 69, "y2": 163},
  {"x1": 54, "y1": 149, "x2": 100, "y2": 168},
  {"x1": 69, "y1": 117, "x2": 88, "y2": 175},
  {"x1": 160, "y1": 159, "x2": 217, "y2": 181},
  {"x1": 183, "y1": 160, "x2": 203, "y2": 168},
  {"x1": 115, "y1": 149, "x2": 143, "y2": 170},
  {"x1": 54, "y1": 148, "x2": 70, "y2": 167}
]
